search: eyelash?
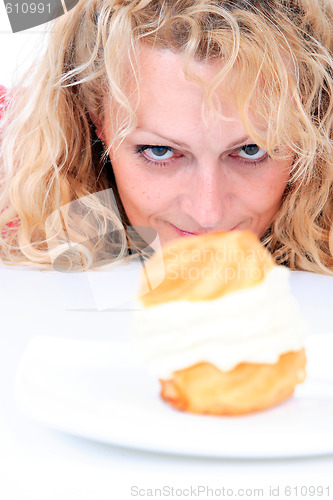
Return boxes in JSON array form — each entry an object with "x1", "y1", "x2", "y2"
[
  {"x1": 135, "y1": 144, "x2": 269, "y2": 168},
  {"x1": 135, "y1": 145, "x2": 180, "y2": 168}
]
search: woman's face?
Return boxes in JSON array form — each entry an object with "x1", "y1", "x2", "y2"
[{"x1": 101, "y1": 47, "x2": 292, "y2": 247}]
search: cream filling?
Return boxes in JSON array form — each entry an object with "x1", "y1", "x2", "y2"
[{"x1": 132, "y1": 266, "x2": 308, "y2": 378}]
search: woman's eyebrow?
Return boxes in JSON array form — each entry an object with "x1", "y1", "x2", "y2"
[
  {"x1": 134, "y1": 127, "x2": 189, "y2": 147},
  {"x1": 134, "y1": 128, "x2": 251, "y2": 150}
]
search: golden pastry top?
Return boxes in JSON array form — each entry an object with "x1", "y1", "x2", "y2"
[{"x1": 139, "y1": 230, "x2": 276, "y2": 307}]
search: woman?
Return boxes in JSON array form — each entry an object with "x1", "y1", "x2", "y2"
[{"x1": 1, "y1": 0, "x2": 333, "y2": 273}]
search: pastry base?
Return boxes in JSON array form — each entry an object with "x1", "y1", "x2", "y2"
[{"x1": 160, "y1": 349, "x2": 306, "y2": 415}]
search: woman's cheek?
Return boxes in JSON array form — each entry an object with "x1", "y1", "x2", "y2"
[{"x1": 251, "y1": 166, "x2": 289, "y2": 207}]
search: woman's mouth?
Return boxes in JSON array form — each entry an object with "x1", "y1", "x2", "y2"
[
  {"x1": 170, "y1": 223, "x2": 241, "y2": 237},
  {"x1": 170, "y1": 223, "x2": 204, "y2": 237}
]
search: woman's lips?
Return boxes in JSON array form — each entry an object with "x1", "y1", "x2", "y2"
[
  {"x1": 170, "y1": 223, "x2": 241, "y2": 237},
  {"x1": 171, "y1": 225, "x2": 202, "y2": 237}
]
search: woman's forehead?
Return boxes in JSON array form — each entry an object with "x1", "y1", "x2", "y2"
[
  {"x1": 111, "y1": 46, "x2": 238, "y2": 114},
  {"x1": 103, "y1": 44, "x2": 299, "y2": 153},
  {"x1": 103, "y1": 48, "x2": 256, "y2": 153},
  {"x1": 110, "y1": 43, "x2": 292, "y2": 114},
  {"x1": 105, "y1": 48, "x2": 239, "y2": 120},
  {"x1": 134, "y1": 46, "x2": 231, "y2": 91}
]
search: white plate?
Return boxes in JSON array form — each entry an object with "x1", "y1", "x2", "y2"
[{"x1": 15, "y1": 333, "x2": 333, "y2": 458}]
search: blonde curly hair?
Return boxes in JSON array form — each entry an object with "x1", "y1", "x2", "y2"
[{"x1": 1, "y1": 0, "x2": 333, "y2": 273}]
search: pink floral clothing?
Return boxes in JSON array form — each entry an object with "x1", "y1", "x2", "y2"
[{"x1": 0, "y1": 85, "x2": 20, "y2": 238}]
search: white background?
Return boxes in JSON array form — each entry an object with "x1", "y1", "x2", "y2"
[
  {"x1": 0, "y1": 1, "x2": 47, "y2": 88},
  {"x1": 1, "y1": 6, "x2": 333, "y2": 500}
]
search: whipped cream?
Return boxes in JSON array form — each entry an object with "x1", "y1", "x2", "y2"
[{"x1": 133, "y1": 266, "x2": 308, "y2": 378}]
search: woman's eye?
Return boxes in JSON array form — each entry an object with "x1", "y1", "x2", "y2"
[
  {"x1": 140, "y1": 146, "x2": 175, "y2": 161},
  {"x1": 231, "y1": 144, "x2": 267, "y2": 162}
]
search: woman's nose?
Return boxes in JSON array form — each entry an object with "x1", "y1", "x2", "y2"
[{"x1": 179, "y1": 162, "x2": 231, "y2": 229}]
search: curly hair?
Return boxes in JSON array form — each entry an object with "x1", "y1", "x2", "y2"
[{"x1": 1, "y1": 0, "x2": 333, "y2": 272}]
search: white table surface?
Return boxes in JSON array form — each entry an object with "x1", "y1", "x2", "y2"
[
  {"x1": 1, "y1": 14, "x2": 333, "y2": 500},
  {"x1": 1, "y1": 262, "x2": 333, "y2": 500}
]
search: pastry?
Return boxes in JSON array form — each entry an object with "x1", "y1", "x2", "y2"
[{"x1": 134, "y1": 230, "x2": 307, "y2": 415}]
